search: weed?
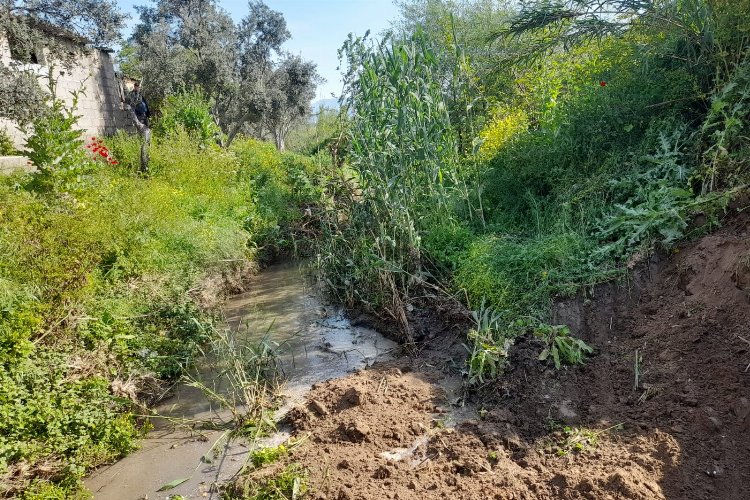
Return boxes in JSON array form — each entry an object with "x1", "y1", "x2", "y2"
[
  {"x1": 226, "y1": 463, "x2": 309, "y2": 500},
  {"x1": 535, "y1": 324, "x2": 593, "y2": 370},
  {"x1": 463, "y1": 302, "x2": 514, "y2": 384},
  {"x1": 185, "y1": 326, "x2": 282, "y2": 440},
  {"x1": 542, "y1": 423, "x2": 623, "y2": 457}
]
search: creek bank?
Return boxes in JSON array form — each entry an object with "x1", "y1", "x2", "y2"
[
  {"x1": 85, "y1": 262, "x2": 398, "y2": 499},
  {"x1": 233, "y1": 211, "x2": 750, "y2": 499}
]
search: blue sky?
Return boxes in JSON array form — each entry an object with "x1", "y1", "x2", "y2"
[{"x1": 118, "y1": 0, "x2": 401, "y2": 100}]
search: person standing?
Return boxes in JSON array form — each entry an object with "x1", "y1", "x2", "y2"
[{"x1": 128, "y1": 81, "x2": 151, "y2": 127}]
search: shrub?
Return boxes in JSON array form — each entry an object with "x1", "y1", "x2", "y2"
[
  {"x1": 154, "y1": 89, "x2": 221, "y2": 145},
  {"x1": 0, "y1": 128, "x2": 16, "y2": 155}
]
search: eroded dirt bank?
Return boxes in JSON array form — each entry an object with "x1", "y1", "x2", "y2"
[{"x1": 237, "y1": 212, "x2": 750, "y2": 499}]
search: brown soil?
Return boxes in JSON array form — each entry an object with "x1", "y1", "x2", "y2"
[{"x1": 236, "y1": 211, "x2": 750, "y2": 499}]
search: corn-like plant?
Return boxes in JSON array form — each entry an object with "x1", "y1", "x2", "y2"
[
  {"x1": 317, "y1": 30, "x2": 472, "y2": 342},
  {"x1": 463, "y1": 301, "x2": 513, "y2": 384}
]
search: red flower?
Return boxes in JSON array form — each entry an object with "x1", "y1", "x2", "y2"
[{"x1": 600, "y1": 81, "x2": 607, "y2": 87}]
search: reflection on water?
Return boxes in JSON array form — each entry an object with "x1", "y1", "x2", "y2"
[{"x1": 85, "y1": 262, "x2": 398, "y2": 499}]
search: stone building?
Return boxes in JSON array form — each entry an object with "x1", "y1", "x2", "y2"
[{"x1": 0, "y1": 23, "x2": 132, "y2": 150}]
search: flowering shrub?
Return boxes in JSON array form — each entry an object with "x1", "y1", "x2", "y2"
[
  {"x1": 86, "y1": 137, "x2": 119, "y2": 165},
  {"x1": 477, "y1": 109, "x2": 529, "y2": 160}
]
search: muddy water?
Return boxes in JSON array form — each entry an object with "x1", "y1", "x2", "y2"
[{"x1": 85, "y1": 262, "x2": 398, "y2": 499}]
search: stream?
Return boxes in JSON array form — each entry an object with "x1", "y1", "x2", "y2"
[{"x1": 85, "y1": 262, "x2": 399, "y2": 499}]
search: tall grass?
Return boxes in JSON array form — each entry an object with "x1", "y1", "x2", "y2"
[{"x1": 318, "y1": 31, "x2": 470, "y2": 341}]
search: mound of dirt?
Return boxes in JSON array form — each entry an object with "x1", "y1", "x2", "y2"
[{"x1": 237, "y1": 211, "x2": 750, "y2": 499}]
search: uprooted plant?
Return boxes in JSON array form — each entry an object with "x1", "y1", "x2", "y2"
[{"x1": 535, "y1": 324, "x2": 593, "y2": 370}]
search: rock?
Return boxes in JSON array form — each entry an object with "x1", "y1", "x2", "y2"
[
  {"x1": 342, "y1": 419, "x2": 370, "y2": 442},
  {"x1": 343, "y1": 387, "x2": 369, "y2": 406},
  {"x1": 309, "y1": 399, "x2": 329, "y2": 416},
  {"x1": 373, "y1": 465, "x2": 391, "y2": 479}
]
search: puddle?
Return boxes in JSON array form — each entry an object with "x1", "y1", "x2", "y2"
[{"x1": 85, "y1": 262, "x2": 398, "y2": 499}]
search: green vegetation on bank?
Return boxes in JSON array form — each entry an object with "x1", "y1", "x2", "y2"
[
  {"x1": 315, "y1": 0, "x2": 749, "y2": 377},
  {"x1": 0, "y1": 92, "x2": 324, "y2": 497}
]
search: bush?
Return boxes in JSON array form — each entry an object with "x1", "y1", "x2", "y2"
[
  {"x1": 154, "y1": 89, "x2": 221, "y2": 145},
  {"x1": 0, "y1": 128, "x2": 16, "y2": 155}
]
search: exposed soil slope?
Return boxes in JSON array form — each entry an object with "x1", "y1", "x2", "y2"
[{"x1": 237, "y1": 211, "x2": 750, "y2": 499}]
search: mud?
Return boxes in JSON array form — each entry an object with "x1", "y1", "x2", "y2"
[
  {"x1": 236, "y1": 211, "x2": 750, "y2": 499},
  {"x1": 85, "y1": 263, "x2": 398, "y2": 499}
]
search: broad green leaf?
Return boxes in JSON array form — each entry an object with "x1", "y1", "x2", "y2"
[{"x1": 157, "y1": 477, "x2": 190, "y2": 491}]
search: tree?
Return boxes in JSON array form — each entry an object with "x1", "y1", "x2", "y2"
[
  {"x1": 130, "y1": 0, "x2": 237, "y2": 110},
  {"x1": 262, "y1": 55, "x2": 322, "y2": 150},
  {"x1": 0, "y1": 0, "x2": 127, "y2": 125},
  {"x1": 219, "y1": 0, "x2": 291, "y2": 145},
  {"x1": 128, "y1": 0, "x2": 320, "y2": 148}
]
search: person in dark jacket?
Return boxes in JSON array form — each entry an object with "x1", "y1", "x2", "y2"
[{"x1": 128, "y1": 81, "x2": 151, "y2": 127}]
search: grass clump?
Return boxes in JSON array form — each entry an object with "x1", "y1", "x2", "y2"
[{"x1": 225, "y1": 464, "x2": 308, "y2": 500}]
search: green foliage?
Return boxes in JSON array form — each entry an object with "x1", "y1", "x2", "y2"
[
  {"x1": 318, "y1": 30, "x2": 472, "y2": 338},
  {"x1": 535, "y1": 324, "x2": 593, "y2": 369},
  {"x1": 0, "y1": 131, "x2": 322, "y2": 494},
  {"x1": 0, "y1": 351, "x2": 140, "y2": 480},
  {"x1": 285, "y1": 107, "x2": 340, "y2": 156},
  {"x1": 313, "y1": 0, "x2": 750, "y2": 387},
  {"x1": 155, "y1": 89, "x2": 222, "y2": 145},
  {"x1": 454, "y1": 233, "x2": 611, "y2": 316},
  {"x1": 0, "y1": 128, "x2": 16, "y2": 155},
  {"x1": 24, "y1": 86, "x2": 92, "y2": 193},
  {"x1": 227, "y1": 464, "x2": 308, "y2": 500},
  {"x1": 250, "y1": 444, "x2": 288, "y2": 468},
  {"x1": 463, "y1": 302, "x2": 513, "y2": 384}
]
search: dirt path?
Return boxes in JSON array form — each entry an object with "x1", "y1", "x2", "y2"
[{"x1": 235, "y1": 212, "x2": 750, "y2": 499}]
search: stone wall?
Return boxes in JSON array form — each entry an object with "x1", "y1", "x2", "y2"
[{"x1": 0, "y1": 36, "x2": 133, "y2": 149}]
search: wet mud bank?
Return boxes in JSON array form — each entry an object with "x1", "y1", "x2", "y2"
[{"x1": 233, "y1": 212, "x2": 750, "y2": 500}]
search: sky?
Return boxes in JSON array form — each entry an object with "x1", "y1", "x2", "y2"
[{"x1": 117, "y1": 0, "x2": 401, "y2": 101}]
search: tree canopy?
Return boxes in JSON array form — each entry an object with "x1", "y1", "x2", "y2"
[
  {"x1": 0, "y1": 0, "x2": 127, "y2": 124},
  {"x1": 128, "y1": 0, "x2": 321, "y2": 148}
]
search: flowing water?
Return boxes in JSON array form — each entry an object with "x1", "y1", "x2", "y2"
[{"x1": 85, "y1": 262, "x2": 398, "y2": 499}]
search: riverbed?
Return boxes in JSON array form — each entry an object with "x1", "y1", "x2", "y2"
[{"x1": 85, "y1": 262, "x2": 398, "y2": 499}]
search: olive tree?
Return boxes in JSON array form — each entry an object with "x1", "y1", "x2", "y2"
[
  {"x1": 129, "y1": 0, "x2": 320, "y2": 148},
  {"x1": 0, "y1": 0, "x2": 127, "y2": 125}
]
